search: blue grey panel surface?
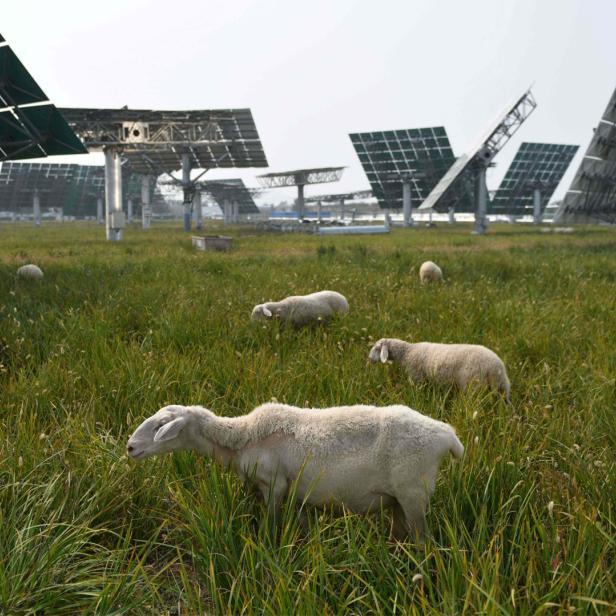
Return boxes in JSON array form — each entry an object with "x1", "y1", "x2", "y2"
[
  {"x1": 203, "y1": 178, "x2": 259, "y2": 214},
  {"x1": 560, "y1": 86, "x2": 616, "y2": 222},
  {"x1": 349, "y1": 127, "x2": 469, "y2": 210},
  {"x1": 491, "y1": 142, "x2": 578, "y2": 216}
]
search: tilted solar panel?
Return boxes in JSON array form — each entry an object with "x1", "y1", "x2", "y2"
[
  {"x1": 349, "y1": 127, "x2": 471, "y2": 211},
  {"x1": 491, "y1": 142, "x2": 578, "y2": 216},
  {"x1": 202, "y1": 179, "x2": 259, "y2": 214},
  {"x1": 559, "y1": 86, "x2": 616, "y2": 223}
]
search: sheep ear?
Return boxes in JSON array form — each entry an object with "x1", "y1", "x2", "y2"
[
  {"x1": 262, "y1": 307, "x2": 272, "y2": 318},
  {"x1": 154, "y1": 417, "x2": 187, "y2": 442},
  {"x1": 380, "y1": 343, "x2": 389, "y2": 363}
]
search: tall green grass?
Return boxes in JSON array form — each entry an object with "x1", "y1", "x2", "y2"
[{"x1": 0, "y1": 222, "x2": 614, "y2": 614}]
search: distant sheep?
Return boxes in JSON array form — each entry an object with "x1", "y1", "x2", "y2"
[
  {"x1": 16, "y1": 264, "x2": 44, "y2": 280},
  {"x1": 251, "y1": 290, "x2": 349, "y2": 327},
  {"x1": 368, "y1": 338, "x2": 510, "y2": 402},
  {"x1": 127, "y1": 402, "x2": 464, "y2": 541},
  {"x1": 419, "y1": 261, "x2": 442, "y2": 283}
]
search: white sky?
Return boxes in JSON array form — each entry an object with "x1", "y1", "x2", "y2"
[{"x1": 3, "y1": 0, "x2": 615, "y2": 205}]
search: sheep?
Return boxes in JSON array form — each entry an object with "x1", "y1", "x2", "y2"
[
  {"x1": 251, "y1": 290, "x2": 349, "y2": 327},
  {"x1": 16, "y1": 264, "x2": 44, "y2": 280},
  {"x1": 126, "y1": 402, "x2": 464, "y2": 541},
  {"x1": 368, "y1": 338, "x2": 510, "y2": 402},
  {"x1": 419, "y1": 261, "x2": 442, "y2": 283}
]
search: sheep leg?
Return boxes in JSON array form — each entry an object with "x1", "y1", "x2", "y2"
[
  {"x1": 390, "y1": 501, "x2": 409, "y2": 541},
  {"x1": 396, "y1": 495, "x2": 428, "y2": 543},
  {"x1": 257, "y1": 475, "x2": 288, "y2": 520}
]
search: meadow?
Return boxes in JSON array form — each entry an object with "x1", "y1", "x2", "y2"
[{"x1": 0, "y1": 221, "x2": 614, "y2": 615}]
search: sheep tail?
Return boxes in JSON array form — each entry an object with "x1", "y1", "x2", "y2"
[{"x1": 448, "y1": 431, "x2": 465, "y2": 459}]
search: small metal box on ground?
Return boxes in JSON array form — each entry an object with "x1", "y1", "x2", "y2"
[{"x1": 192, "y1": 235, "x2": 233, "y2": 252}]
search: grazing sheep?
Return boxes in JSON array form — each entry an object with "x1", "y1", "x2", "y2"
[
  {"x1": 419, "y1": 261, "x2": 442, "y2": 283},
  {"x1": 126, "y1": 402, "x2": 464, "y2": 541},
  {"x1": 368, "y1": 338, "x2": 510, "y2": 402},
  {"x1": 251, "y1": 290, "x2": 349, "y2": 327},
  {"x1": 16, "y1": 264, "x2": 44, "y2": 280}
]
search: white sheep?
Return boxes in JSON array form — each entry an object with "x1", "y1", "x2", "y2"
[
  {"x1": 251, "y1": 290, "x2": 349, "y2": 327},
  {"x1": 126, "y1": 402, "x2": 464, "y2": 541},
  {"x1": 368, "y1": 338, "x2": 510, "y2": 402},
  {"x1": 419, "y1": 261, "x2": 442, "y2": 283},
  {"x1": 16, "y1": 264, "x2": 44, "y2": 280}
]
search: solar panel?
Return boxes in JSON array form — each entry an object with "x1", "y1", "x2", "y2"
[
  {"x1": 305, "y1": 190, "x2": 373, "y2": 203},
  {"x1": 0, "y1": 162, "x2": 108, "y2": 216},
  {"x1": 202, "y1": 179, "x2": 259, "y2": 214},
  {"x1": 257, "y1": 167, "x2": 345, "y2": 187},
  {"x1": 419, "y1": 89, "x2": 537, "y2": 213},
  {"x1": 491, "y1": 142, "x2": 578, "y2": 216},
  {"x1": 349, "y1": 127, "x2": 470, "y2": 210},
  {"x1": 558, "y1": 86, "x2": 616, "y2": 223},
  {"x1": 0, "y1": 40, "x2": 87, "y2": 161},
  {"x1": 61, "y1": 107, "x2": 268, "y2": 175}
]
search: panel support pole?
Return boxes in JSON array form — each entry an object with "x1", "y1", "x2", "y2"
[
  {"x1": 96, "y1": 195, "x2": 104, "y2": 224},
  {"x1": 296, "y1": 184, "x2": 305, "y2": 219},
  {"x1": 33, "y1": 190, "x2": 41, "y2": 227},
  {"x1": 448, "y1": 206, "x2": 455, "y2": 224},
  {"x1": 317, "y1": 199, "x2": 322, "y2": 223},
  {"x1": 533, "y1": 188, "x2": 542, "y2": 225},
  {"x1": 223, "y1": 198, "x2": 231, "y2": 224},
  {"x1": 473, "y1": 165, "x2": 488, "y2": 235},
  {"x1": 141, "y1": 176, "x2": 152, "y2": 229},
  {"x1": 127, "y1": 198, "x2": 133, "y2": 223},
  {"x1": 402, "y1": 180, "x2": 412, "y2": 227},
  {"x1": 104, "y1": 147, "x2": 124, "y2": 241},
  {"x1": 194, "y1": 188, "x2": 203, "y2": 230},
  {"x1": 181, "y1": 153, "x2": 192, "y2": 232}
]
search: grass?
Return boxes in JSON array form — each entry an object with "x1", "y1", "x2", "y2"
[{"x1": 0, "y1": 221, "x2": 614, "y2": 615}]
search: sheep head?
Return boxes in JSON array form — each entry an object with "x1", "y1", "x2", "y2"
[
  {"x1": 251, "y1": 304, "x2": 273, "y2": 322},
  {"x1": 126, "y1": 405, "x2": 196, "y2": 461},
  {"x1": 367, "y1": 339, "x2": 391, "y2": 364}
]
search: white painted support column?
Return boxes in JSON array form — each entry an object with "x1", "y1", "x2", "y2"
[
  {"x1": 141, "y1": 176, "x2": 151, "y2": 229},
  {"x1": 402, "y1": 180, "x2": 412, "y2": 227},
  {"x1": 104, "y1": 148, "x2": 124, "y2": 241},
  {"x1": 533, "y1": 188, "x2": 542, "y2": 225},
  {"x1": 223, "y1": 199, "x2": 231, "y2": 224},
  {"x1": 33, "y1": 190, "x2": 41, "y2": 226}
]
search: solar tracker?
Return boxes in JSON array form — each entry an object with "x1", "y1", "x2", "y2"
[
  {"x1": 348, "y1": 127, "x2": 471, "y2": 211},
  {"x1": 558, "y1": 86, "x2": 616, "y2": 223},
  {"x1": 257, "y1": 167, "x2": 344, "y2": 218},
  {"x1": 305, "y1": 190, "x2": 373, "y2": 203},
  {"x1": 202, "y1": 179, "x2": 259, "y2": 214},
  {"x1": 491, "y1": 142, "x2": 578, "y2": 217},
  {"x1": 60, "y1": 107, "x2": 268, "y2": 175},
  {"x1": 0, "y1": 39, "x2": 87, "y2": 161},
  {"x1": 419, "y1": 89, "x2": 537, "y2": 218}
]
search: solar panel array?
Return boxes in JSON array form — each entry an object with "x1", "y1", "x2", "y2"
[
  {"x1": 491, "y1": 142, "x2": 578, "y2": 216},
  {"x1": 60, "y1": 107, "x2": 268, "y2": 175},
  {"x1": 202, "y1": 179, "x2": 259, "y2": 214},
  {"x1": 0, "y1": 162, "x2": 106, "y2": 216},
  {"x1": 559, "y1": 87, "x2": 616, "y2": 223},
  {"x1": 0, "y1": 39, "x2": 87, "y2": 161},
  {"x1": 349, "y1": 127, "x2": 471, "y2": 211}
]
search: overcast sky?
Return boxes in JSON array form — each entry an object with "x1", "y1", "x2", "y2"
[{"x1": 3, "y1": 0, "x2": 615, "y2": 205}]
